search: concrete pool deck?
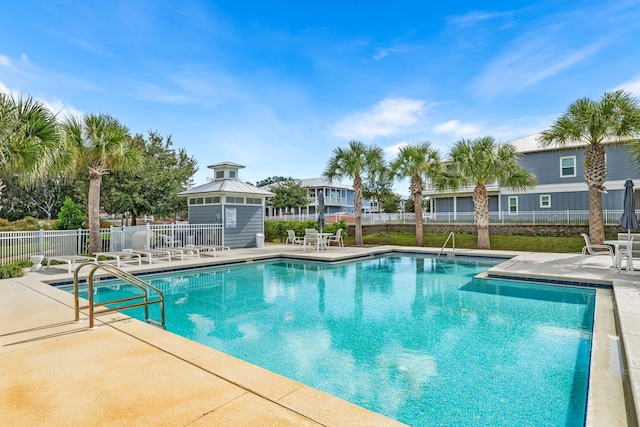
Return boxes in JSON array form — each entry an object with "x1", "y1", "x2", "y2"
[{"x1": 0, "y1": 244, "x2": 636, "y2": 426}]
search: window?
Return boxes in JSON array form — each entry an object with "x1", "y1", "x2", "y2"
[
  {"x1": 216, "y1": 171, "x2": 224, "y2": 179},
  {"x1": 560, "y1": 156, "x2": 576, "y2": 177},
  {"x1": 246, "y1": 198, "x2": 262, "y2": 205},
  {"x1": 229, "y1": 171, "x2": 236, "y2": 179},
  {"x1": 508, "y1": 196, "x2": 518, "y2": 214},
  {"x1": 189, "y1": 197, "x2": 204, "y2": 205},
  {"x1": 540, "y1": 195, "x2": 551, "y2": 208},
  {"x1": 226, "y1": 197, "x2": 244, "y2": 204}
]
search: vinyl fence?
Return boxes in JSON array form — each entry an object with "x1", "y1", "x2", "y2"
[
  {"x1": 269, "y1": 209, "x2": 635, "y2": 226},
  {"x1": 0, "y1": 223, "x2": 224, "y2": 264}
]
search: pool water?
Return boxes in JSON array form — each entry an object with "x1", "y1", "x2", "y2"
[{"x1": 75, "y1": 255, "x2": 595, "y2": 426}]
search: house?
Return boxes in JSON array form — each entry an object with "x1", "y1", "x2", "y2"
[
  {"x1": 424, "y1": 133, "x2": 640, "y2": 218},
  {"x1": 263, "y1": 178, "x2": 379, "y2": 219},
  {"x1": 179, "y1": 162, "x2": 274, "y2": 248}
]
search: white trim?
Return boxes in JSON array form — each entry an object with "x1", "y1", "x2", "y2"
[
  {"x1": 540, "y1": 194, "x2": 551, "y2": 208},
  {"x1": 560, "y1": 156, "x2": 577, "y2": 178},
  {"x1": 508, "y1": 196, "x2": 518, "y2": 214}
]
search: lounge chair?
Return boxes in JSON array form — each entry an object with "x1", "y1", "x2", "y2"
[
  {"x1": 580, "y1": 233, "x2": 615, "y2": 266},
  {"x1": 326, "y1": 229, "x2": 344, "y2": 247},
  {"x1": 285, "y1": 230, "x2": 303, "y2": 249},
  {"x1": 94, "y1": 251, "x2": 142, "y2": 268},
  {"x1": 184, "y1": 244, "x2": 217, "y2": 257},
  {"x1": 130, "y1": 248, "x2": 173, "y2": 264},
  {"x1": 46, "y1": 255, "x2": 98, "y2": 274}
]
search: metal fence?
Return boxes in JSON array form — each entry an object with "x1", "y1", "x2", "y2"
[
  {"x1": 0, "y1": 223, "x2": 224, "y2": 264},
  {"x1": 267, "y1": 209, "x2": 635, "y2": 226}
]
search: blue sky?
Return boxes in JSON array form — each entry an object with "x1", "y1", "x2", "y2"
[{"x1": 1, "y1": 0, "x2": 639, "y2": 195}]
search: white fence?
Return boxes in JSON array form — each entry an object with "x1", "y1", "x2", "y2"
[
  {"x1": 267, "y1": 209, "x2": 634, "y2": 226},
  {"x1": 0, "y1": 223, "x2": 223, "y2": 264}
]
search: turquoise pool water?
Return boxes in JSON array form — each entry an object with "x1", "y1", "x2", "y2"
[{"x1": 74, "y1": 255, "x2": 595, "y2": 426}]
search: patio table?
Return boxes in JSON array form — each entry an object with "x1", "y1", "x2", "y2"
[{"x1": 604, "y1": 239, "x2": 634, "y2": 274}]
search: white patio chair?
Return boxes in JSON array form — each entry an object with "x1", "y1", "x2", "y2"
[
  {"x1": 326, "y1": 228, "x2": 344, "y2": 247},
  {"x1": 285, "y1": 230, "x2": 303, "y2": 249},
  {"x1": 580, "y1": 233, "x2": 614, "y2": 266},
  {"x1": 303, "y1": 229, "x2": 320, "y2": 252}
]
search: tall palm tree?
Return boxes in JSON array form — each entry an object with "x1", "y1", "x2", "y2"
[
  {"x1": 323, "y1": 140, "x2": 385, "y2": 245},
  {"x1": 0, "y1": 93, "x2": 62, "y2": 187},
  {"x1": 61, "y1": 114, "x2": 143, "y2": 254},
  {"x1": 436, "y1": 136, "x2": 536, "y2": 250},
  {"x1": 540, "y1": 90, "x2": 640, "y2": 245},
  {"x1": 390, "y1": 142, "x2": 441, "y2": 246}
]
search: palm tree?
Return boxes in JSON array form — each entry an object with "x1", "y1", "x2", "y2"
[
  {"x1": 323, "y1": 140, "x2": 385, "y2": 245},
  {"x1": 0, "y1": 93, "x2": 62, "y2": 187},
  {"x1": 436, "y1": 136, "x2": 536, "y2": 250},
  {"x1": 390, "y1": 142, "x2": 441, "y2": 246},
  {"x1": 540, "y1": 90, "x2": 640, "y2": 245},
  {"x1": 61, "y1": 114, "x2": 143, "y2": 254}
]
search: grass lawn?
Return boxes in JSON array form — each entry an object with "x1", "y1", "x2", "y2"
[{"x1": 344, "y1": 232, "x2": 588, "y2": 253}]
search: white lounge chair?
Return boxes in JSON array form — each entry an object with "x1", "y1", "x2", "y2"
[
  {"x1": 285, "y1": 230, "x2": 303, "y2": 249},
  {"x1": 46, "y1": 255, "x2": 98, "y2": 274},
  {"x1": 326, "y1": 229, "x2": 344, "y2": 247},
  {"x1": 580, "y1": 233, "x2": 615, "y2": 266},
  {"x1": 94, "y1": 251, "x2": 142, "y2": 268}
]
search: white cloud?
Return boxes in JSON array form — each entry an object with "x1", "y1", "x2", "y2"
[
  {"x1": 383, "y1": 142, "x2": 409, "y2": 158},
  {"x1": 614, "y1": 74, "x2": 640, "y2": 96},
  {"x1": 433, "y1": 120, "x2": 481, "y2": 138},
  {"x1": 0, "y1": 55, "x2": 12, "y2": 67},
  {"x1": 373, "y1": 45, "x2": 413, "y2": 61},
  {"x1": 447, "y1": 10, "x2": 513, "y2": 27},
  {"x1": 333, "y1": 98, "x2": 428, "y2": 140}
]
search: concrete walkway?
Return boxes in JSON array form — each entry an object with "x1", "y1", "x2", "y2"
[{"x1": 0, "y1": 244, "x2": 636, "y2": 426}]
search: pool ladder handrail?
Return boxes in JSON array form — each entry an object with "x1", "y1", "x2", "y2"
[
  {"x1": 437, "y1": 231, "x2": 455, "y2": 259},
  {"x1": 73, "y1": 262, "x2": 166, "y2": 329}
]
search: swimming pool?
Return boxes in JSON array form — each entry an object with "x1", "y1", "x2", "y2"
[{"x1": 74, "y1": 255, "x2": 595, "y2": 426}]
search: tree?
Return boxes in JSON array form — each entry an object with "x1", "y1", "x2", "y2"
[
  {"x1": 379, "y1": 191, "x2": 402, "y2": 213},
  {"x1": 0, "y1": 93, "x2": 63, "y2": 194},
  {"x1": 53, "y1": 197, "x2": 85, "y2": 230},
  {"x1": 268, "y1": 179, "x2": 309, "y2": 214},
  {"x1": 390, "y1": 143, "x2": 441, "y2": 246},
  {"x1": 540, "y1": 90, "x2": 640, "y2": 245},
  {"x1": 0, "y1": 174, "x2": 76, "y2": 220},
  {"x1": 101, "y1": 132, "x2": 197, "y2": 224},
  {"x1": 256, "y1": 176, "x2": 293, "y2": 187},
  {"x1": 436, "y1": 136, "x2": 536, "y2": 250},
  {"x1": 323, "y1": 140, "x2": 385, "y2": 245},
  {"x1": 362, "y1": 163, "x2": 394, "y2": 213},
  {"x1": 61, "y1": 114, "x2": 143, "y2": 253}
]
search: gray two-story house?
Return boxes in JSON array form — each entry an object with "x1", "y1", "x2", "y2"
[{"x1": 424, "y1": 133, "x2": 640, "y2": 219}]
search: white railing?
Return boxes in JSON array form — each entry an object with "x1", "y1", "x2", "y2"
[
  {"x1": 266, "y1": 209, "x2": 635, "y2": 226},
  {"x1": 0, "y1": 223, "x2": 223, "y2": 264}
]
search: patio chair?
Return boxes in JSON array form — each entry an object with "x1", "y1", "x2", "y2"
[
  {"x1": 94, "y1": 251, "x2": 142, "y2": 268},
  {"x1": 326, "y1": 229, "x2": 344, "y2": 247},
  {"x1": 580, "y1": 233, "x2": 615, "y2": 266},
  {"x1": 285, "y1": 230, "x2": 303, "y2": 249},
  {"x1": 303, "y1": 229, "x2": 321, "y2": 252}
]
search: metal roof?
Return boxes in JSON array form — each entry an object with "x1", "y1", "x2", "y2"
[{"x1": 179, "y1": 179, "x2": 274, "y2": 196}]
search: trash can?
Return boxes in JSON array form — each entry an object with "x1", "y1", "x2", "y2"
[{"x1": 256, "y1": 233, "x2": 265, "y2": 248}]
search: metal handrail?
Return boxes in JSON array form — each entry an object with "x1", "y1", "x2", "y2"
[
  {"x1": 437, "y1": 231, "x2": 455, "y2": 259},
  {"x1": 73, "y1": 262, "x2": 165, "y2": 329}
]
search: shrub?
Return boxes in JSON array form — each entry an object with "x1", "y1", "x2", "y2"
[
  {"x1": 0, "y1": 262, "x2": 26, "y2": 279},
  {"x1": 263, "y1": 219, "x2": 348, "y2": 241},
  {"x1": 54, "y1": 198, "x2": 86, "y2": 230}
]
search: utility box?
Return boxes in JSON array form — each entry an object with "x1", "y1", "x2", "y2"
[{"x1": 256, "y1": 233, "x2": 265, "y2": 248}]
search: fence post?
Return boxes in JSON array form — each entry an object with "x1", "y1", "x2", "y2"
[
  {"x1": 145, "y1": 223, "x2": 151, "y2": 249},
  {"x1": 532, "y1": 211, "x2": 535, "y2": 225},
  {"x1": 39, "y1": 228, "x2": 45, "y2": 256}
]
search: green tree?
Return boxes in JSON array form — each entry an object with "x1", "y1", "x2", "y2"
[
  {"x1": 53, "y1": 197, "x2": 85, "y2": 230},
  {"x1": 256, "y1": 176, "x2": 293, "y2": 187},
  {"x1": 268, "y1": 179, "x2": 309, "y2": 214},
  {"x1": 390, "y1": 143, "x2": 441, "y2": 246},
  {"x1": 363, "y1": 163, "x2": 394, "y2": 213},
  {"x1": 101, "y1": 132, "x2": 197, "y2": 224},
  {"x1": 61, "y1": 114, "x2": 143, "y2": 253},
  {"x1": 323, "y1": 140, "x2": 385, "y2": 245},
  {"x1": 540, "y1": 90, "x2": 640, "y2": 245},
  {"x1": 436, "y1": 136, "x2": 536, "y2": 250},
  {"x1": 0, "y1": 93, "x2": 63, "y2": 192},
  {"x1": 379, "y1": 191, "x2": 402, "y2": 213}
]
